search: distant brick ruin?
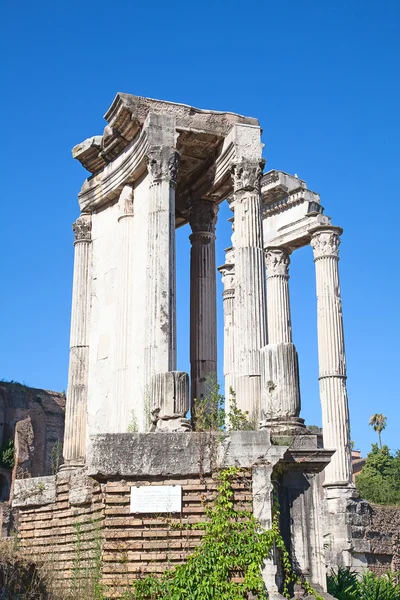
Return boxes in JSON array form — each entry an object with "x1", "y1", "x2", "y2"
[{"x1": 0, "y1": 382, "x2": 65, "y2": 535}]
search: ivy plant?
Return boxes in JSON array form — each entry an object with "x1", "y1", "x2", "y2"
[{"x1": 129, "y1": 468, "x2": 322, "y2": 600}]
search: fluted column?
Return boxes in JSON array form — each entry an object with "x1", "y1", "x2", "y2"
[
  {"x1": 311, "y1": 226, "x2": 352, "y2": 486},
  {"x1": 218, "y1": 248, "x2": 235, "y2": 413},
  {"x1": 189, "y1": 199, "x2": 218, "y2": 402},
  {"x1": 144, "y1": 146, "x2": 179, "y2": 402},
  {"x1": 260, "y1": 247, "x2": 304, "y2": 433},
  {"x1": 231, "y1": 161, "x2": 267, "y2": 419},
  {"x1": 265, "y1": 247, "x2": 292, "y2": 344},
  {"x1": 63, "y1": 213, "x2": 92, "y2": 466},
  {"x1": 114, "y1": 186, "x2": 134, "y2": 432}
]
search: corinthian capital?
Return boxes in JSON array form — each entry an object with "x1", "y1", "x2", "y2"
[
  {"x1": 310, "y1": 227, "x2": 342, "y2": 260},
  {"x1": 72, "y1": 214, "x2": 92, "y2": 243},
  {"x1": 189, "y1": 199, "x2": 219, "y2": 236},
  {"x1": 265, "y1": 247, "x2": 290, "y2": 277},
  {"x1": 231, "y1": 160, "x2": 265, "y2": 194},
  {"x1": 147, "y1": 146, "x2": 180, "y2": 185}
]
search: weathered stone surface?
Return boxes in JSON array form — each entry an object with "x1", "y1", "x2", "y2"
[
  {"x1": 150, "y1": 372, "x2": 191, "y2": 432},
  {"x1": 0, "y1": 382, "x2": 65, "y2": 480},
  {"x1": 12, "y1": 475, "x2": 56, "y2": 508},
  {"x1": 87, "y1": 430, "x2": 284, "y2": 478},
  {"x1": 68, "y1": 467, "x2": 95, "y2": 506}
]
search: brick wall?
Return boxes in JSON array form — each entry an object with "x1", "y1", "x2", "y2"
[{"x1": 16, "y1": 471, "x2": 252, "y2": 598}]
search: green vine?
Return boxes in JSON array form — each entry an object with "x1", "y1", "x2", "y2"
[{"x1": 129, "y1": 468, "x2": 322, "y2": 600}]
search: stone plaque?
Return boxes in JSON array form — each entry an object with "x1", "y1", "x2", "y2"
[{"x1": 130, "y1": 485, "x2": 182, "y2": 513}]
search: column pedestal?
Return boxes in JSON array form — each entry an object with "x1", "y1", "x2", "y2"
[{"x1": 261, "y1": 247, "x2": 304, "y2": 435}]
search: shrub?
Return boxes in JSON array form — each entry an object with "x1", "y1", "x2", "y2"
[{"x1": 328, "y1": 567, "x2": 400, "y2": 600}]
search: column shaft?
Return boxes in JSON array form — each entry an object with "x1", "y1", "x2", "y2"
[
  {"x1": 114, "y1": 186, "x2": 134, "y2": 432},
  {"x1": 218, "y1": 248, "x2": 235, "y2": 414},
  {"x1": 265, "y1": 248, "x2": 292, "y2": 344},
  {"x1": 231, "y1": 161, "x2": 267, "y2": 419},
  {"x1": 261, "y1": 247, "x2": 303, "y2": 432},
  {"x1": 144, "y1": 147, "x2": 179, "y2": 404},
  {"x1": 311, "y1": 227, "x2": 352, "y2": 486},
  {"x1": 189, "y1": 200, "x2": 218, "y2": 402},
  {"x1": 63, "y1": 214, "x2": 92, "y2": 465}
]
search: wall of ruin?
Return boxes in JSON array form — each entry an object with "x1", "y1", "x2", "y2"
[
  {"x1": 0, "y1": 382, "x2": 65, "y2": 536},
  {"x1": 14, "y1": 465, "x2": 252, "y2": 597},
  {"x1": 363, "y1": 504, "x2": 400, "y2": 574}
]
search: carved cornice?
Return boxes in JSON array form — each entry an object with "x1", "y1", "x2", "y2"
[
  {"x1": 265, "y1": 247, "x2": 291, "y2": 277},
  {"x1": 147, "y1": 146, "x2": 180, "y2": 186},
  {"x1": 72, "y1": 214, "x2": 92, "y2": 243},
  {"x1": 310, "y1": 228, "x2": 342, "y2": 260},
  {"x1": 188, "y1": 199, "x2": 219, "y2": 236},
  {"x1": 231, "y1": 160, "x2": 265, "y2": 194}
]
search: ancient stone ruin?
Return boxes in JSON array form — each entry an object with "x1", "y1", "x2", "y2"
[
  {"x1": 0, "y1": 382, "x2": 65, "y2": 536},
  {"x1": 11, "y1": 94, "x2": 384, "y2": 598}
]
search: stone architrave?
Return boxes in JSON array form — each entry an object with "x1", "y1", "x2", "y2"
[
  {"x1": 218, "y1": 248, "x2": 235, "y2": 416},
  {"x1": 113, "y1": 186, "x2": 135, "y2": 432},
  {"x1": 261, "y1": 247, "x2": 304, "y2": 433},
  {"x1": 144, "y1": 114, "x2": 179, "y2": 417},
  {"x1": 310, "y1": 226, "x2": 352, "y2": 486},
  {"x1": 63, "y1": 213, "x2": 92, "y2": 466},
  {"x1": 189, "y1": 199, "x2": 219, "y2": 403},
  {"x1": 230, "y1": 160, "x2": 267, "y2": 420}
]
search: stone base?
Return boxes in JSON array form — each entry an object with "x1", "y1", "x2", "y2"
[
  {"x1": 261, "y1": 416, "x2": 306, "y2": 437},
  {"x1": 10, "y1": 431, "x2": 338, "y2": 598}
]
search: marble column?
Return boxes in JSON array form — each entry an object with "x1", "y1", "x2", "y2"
[
  {"x1": 311, "y1": 226, "x2": 352, "y2": 486},
  {"x1": 260, "y1": 247, "x2": 304, "y2": 433},
  {"x1": 217, "y1": 248, "x2": 235, "y2": 414},
  {"x1": 265, "y1": 247, "x2": 292, "y2": 344},
  {"x1": 63, "y1": 213, "x2": 92, "y2": 466},
  {"x1": 114, "y1": 186, "x2": 134, "y2": 432},
  {"x1": 189, "y1": 199, "x2": 218, "y2": 402},
  {"x1": 231, "y1": 161, "x2": 267, "y2": 420},
  {"x1": 144, "y1": 146, "x2": 179, "y2": 403}
]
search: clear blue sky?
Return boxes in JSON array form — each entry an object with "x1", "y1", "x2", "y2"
[{"x1": 1, "y1": 0, "x2": 399, "y2": 456}]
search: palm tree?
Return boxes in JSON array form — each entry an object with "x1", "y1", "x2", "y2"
[{"x1": 369, "y1": 414, "x2": 387, "y2": 448}]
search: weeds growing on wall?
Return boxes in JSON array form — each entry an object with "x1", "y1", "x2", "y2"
[
  {"x1": 0, "y1": 438, "x2": 14, "y2": 469},
  {"x1": 128, "y1": 467, "x2": 322, "y2": 600},
  {"x1": 327, "y1": 567, "x2": 400, "y2": 600}
]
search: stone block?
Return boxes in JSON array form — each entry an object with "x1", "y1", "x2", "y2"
[
  {"x1": 150, "y1": 372, "x2": 191, "y2": 432},
  {"x1": 87, "y1": 430, "x2": 285, "y2": 478},
  {"x1": 12, "y1": 476, "x2": 56, "y2": 508}
]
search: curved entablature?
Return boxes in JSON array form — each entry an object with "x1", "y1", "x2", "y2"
[
  {"x1": 261, "y1": 169, "x2": 333, "y2": 250},
  {"x1": 73, "y1": 94, "x2": 263, "y2": 219}
]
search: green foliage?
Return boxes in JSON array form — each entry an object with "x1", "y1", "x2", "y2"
[
  {"x1": 356, "y1": 444, "x2": 400, "y2": 505},
  {"x1": 127, "y1": 410, "x2": 139, "y2": 433},
  {"x1": 327, "y1": 567, "x2": 358, "y2": 600},
  {"x1": 192, "y1": 375, "x2": 254, "y2": 433},
  {"x1": 192, "y1": 373, "x2": 226, "y2": 432},
  {"x1": 328, "y1": 567, "x2": 400, "y2": 600},
  {"x1": 0, "y1": 438, "x2": 15, "y2": 469},
  {"x1": 128, "y1": 468, "x2": 321, "y2": 600},
  {"x1": 50, "y1": 439, "x2": 63, "y2": 475},
  {"x1": 369, "y1": 413, "x2": 387, "y2": 448}
]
